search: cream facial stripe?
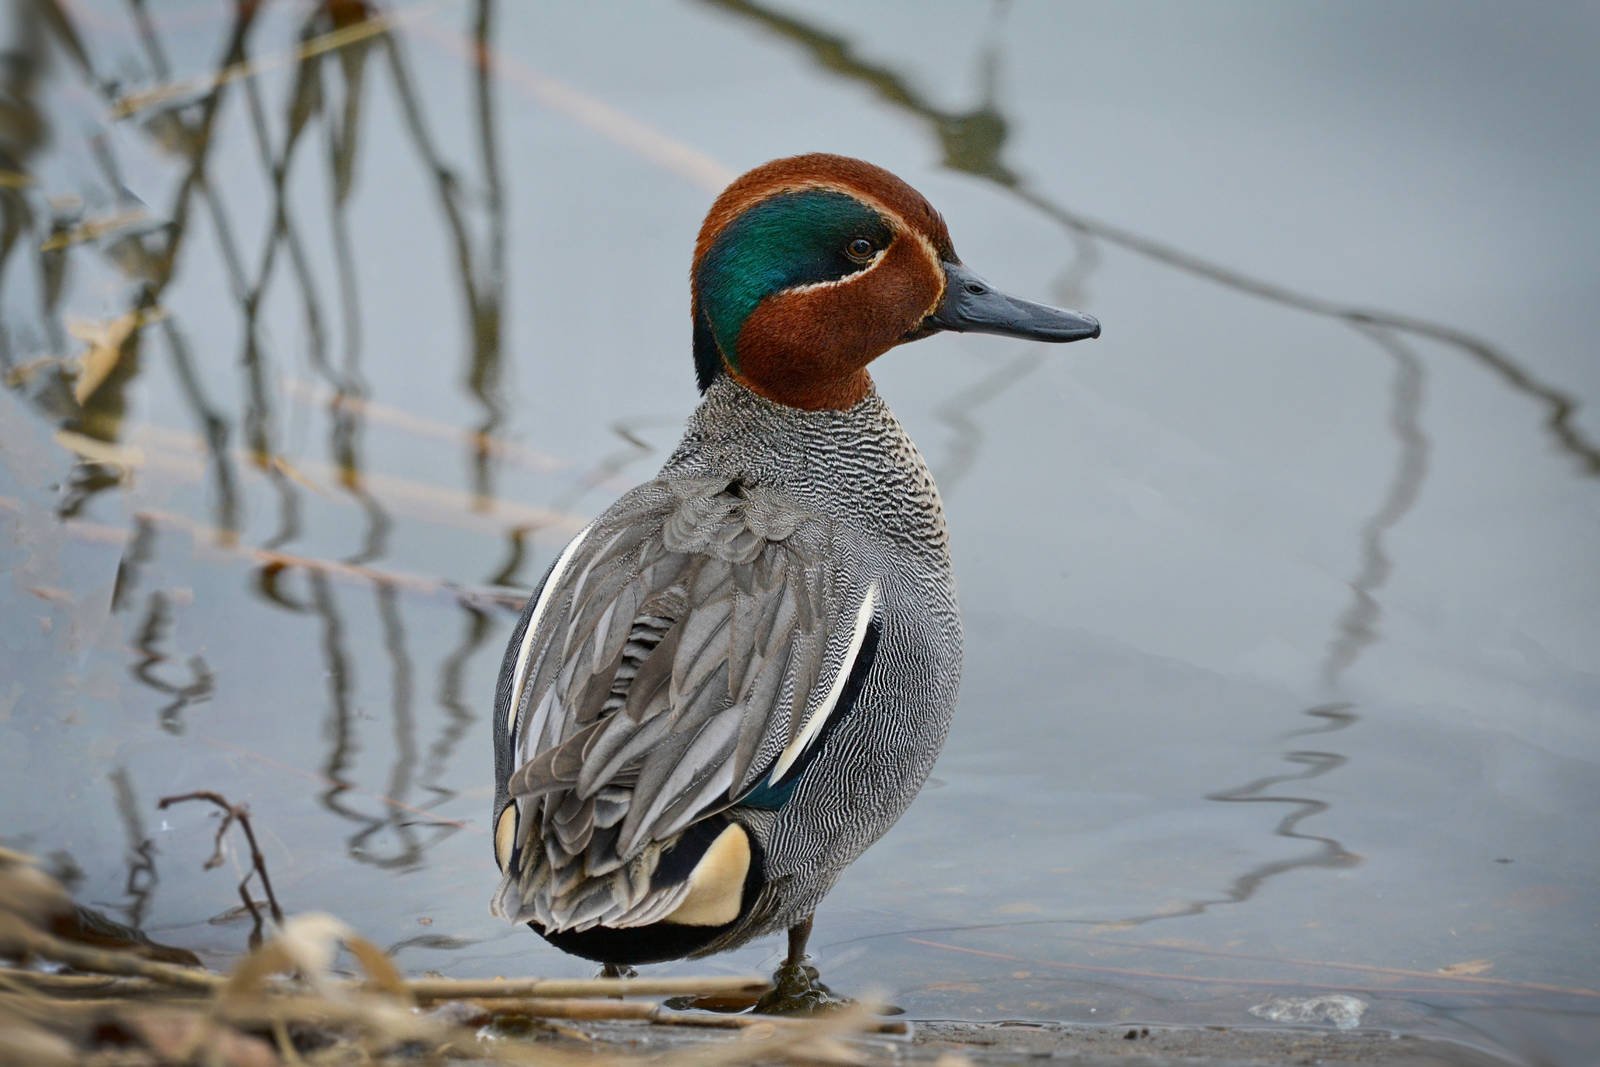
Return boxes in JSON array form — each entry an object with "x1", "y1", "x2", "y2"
[
  {"x1": 785, "y1": 248, "x2": 889, "y2": 295},
  {"x1": 505, "y1": 522, "x2": 594, "y2": 737},
  {"x1": 770, "y1": 581, "x2": 880, "y2": 780},
  {"x1": 818, "y1": 184, "x2": 945, "y2": 321},
  {"x1": 723, "y1": 178, "x2": 948, "y2": 308}
]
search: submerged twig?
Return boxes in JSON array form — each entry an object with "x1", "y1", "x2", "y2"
[{"x1": 157, "y1": 790, "x2": 285, "y2": 943}]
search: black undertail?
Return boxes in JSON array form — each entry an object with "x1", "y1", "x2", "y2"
[{"x1": 529, "y1": 814, "x2": 767, "y2": 965}]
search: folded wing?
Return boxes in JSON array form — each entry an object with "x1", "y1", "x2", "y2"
[{"x1": 492, "y1": 476, "x2": 875, "y2": 933}]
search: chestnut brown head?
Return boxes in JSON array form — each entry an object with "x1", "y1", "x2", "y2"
[{"x1": 690, "y1": 153, "x2": 1100, "y2": 411}]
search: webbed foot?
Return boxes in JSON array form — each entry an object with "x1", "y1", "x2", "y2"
[{"x1": 752, "y1": 956, "x2": 852, "y2": 1015}]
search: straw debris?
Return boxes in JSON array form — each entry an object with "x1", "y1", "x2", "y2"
[{"x1": 0, "y1": 840, "x2": 907, "y2": 1066}]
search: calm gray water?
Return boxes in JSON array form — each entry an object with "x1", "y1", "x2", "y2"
[{"x1": 2, "y1": 1, "x2": 1597, "y2": 1062}]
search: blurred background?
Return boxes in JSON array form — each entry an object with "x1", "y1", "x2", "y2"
[{"x1": 2, "y1": 2, "x2": 1597, "y2": 1063}]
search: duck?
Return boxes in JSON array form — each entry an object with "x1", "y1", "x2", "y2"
[{"x1": 491, "y1": 153, "x2": 1100, "y2": 1008}]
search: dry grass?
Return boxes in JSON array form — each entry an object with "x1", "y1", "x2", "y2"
[{"x1": 0, "y1": 848, "x2": 909, "y2": 1066}]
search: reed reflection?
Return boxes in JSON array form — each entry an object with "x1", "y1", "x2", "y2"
[
  {"x1": 30, "y1": 0, "x2": 268, "y2": 534},
  {"x1": 108, "y1": 766, "x2": 158, "y2": 932},
  {"x1": 428, "y1": 600, "x2": 490, "y2": 806},
  {"x1": 3, "y1": 0, "x2": 519, "y2": 874},
  {"x1": 130, "y1": 590, "x2": 216, "y2": 735},
  {"x1": 360, "y1": 580, "x2": 425, "y2": 868},
  {"x1": 1, "y1": 0, "x2": 80, "y2": 365}
]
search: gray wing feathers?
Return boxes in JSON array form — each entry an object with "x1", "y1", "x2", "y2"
[{"x1": 493, "y1": 477, "x2": 849, "y2": 931}]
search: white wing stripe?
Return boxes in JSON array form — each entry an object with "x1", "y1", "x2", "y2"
[
  {"x1": 769, "y1": 581, "x2": 879, "y2": 780},
  {"x1": 506, "y1": 523, "x2": 593, "y2": 736}
]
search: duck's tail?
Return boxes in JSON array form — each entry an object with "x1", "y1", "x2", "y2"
[{"x1": 491, "y1": 808, "x2": 752, "y2": 935}]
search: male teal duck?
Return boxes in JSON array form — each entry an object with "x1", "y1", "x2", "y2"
[{"x1": 491, "y1": 154, "x2": 1100, "y2": 1004}]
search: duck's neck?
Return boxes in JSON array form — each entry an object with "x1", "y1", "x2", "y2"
[
  {"x1": 727, "y1": 364, "x2": 873, "y2": 412},
  {"x1": 663, "y1": 377, "x2": 950, "y2": 561}
]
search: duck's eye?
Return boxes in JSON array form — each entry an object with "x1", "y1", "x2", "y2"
[{"x1": 846, "y1": 237, "x2": 877, "y2": 262}]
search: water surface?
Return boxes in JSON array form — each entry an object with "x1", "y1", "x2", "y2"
[{"x1": 2, "y1": 2, "x2": 1597, "y2": 1063}]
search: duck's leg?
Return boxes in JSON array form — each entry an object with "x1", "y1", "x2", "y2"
[
  {"x1": 784, "y1": 915, "x2": 814, "y2": 969},
  {"x1": 599, "y1": 962, "x2": 637, "y2": 979},
  {"x1": 753, "y1": 914, "x2": 852, "y2": 1015}
]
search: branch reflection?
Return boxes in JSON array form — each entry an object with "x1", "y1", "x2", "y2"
[
  {"x1": 696, "y1": 0, "x2": 1393, "y2": 928},
  {"x1": 699, "y1": 0, "x2": 1598, "y2": 476}
]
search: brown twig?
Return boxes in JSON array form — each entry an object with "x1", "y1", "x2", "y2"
[{"x1": 157, "y1": 791, "x2": 285, "y2": 934}]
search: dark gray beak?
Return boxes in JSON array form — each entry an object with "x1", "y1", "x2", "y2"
[{"x1": 927, "y1": 262, "x2": 1101, "y2": 342}]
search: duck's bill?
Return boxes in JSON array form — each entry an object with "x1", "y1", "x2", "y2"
[{"x1": 926, "y1": 261, "x2": 1101, "y2": 342}]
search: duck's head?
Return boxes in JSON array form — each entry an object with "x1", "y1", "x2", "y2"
[{"x1": 691, "y1": 153, "x2": 1101, "y2": 411}]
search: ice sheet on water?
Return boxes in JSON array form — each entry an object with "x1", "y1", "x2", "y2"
[{"x1": 1248, "y1": 993, "x2": 1368, "y2": 1030}]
